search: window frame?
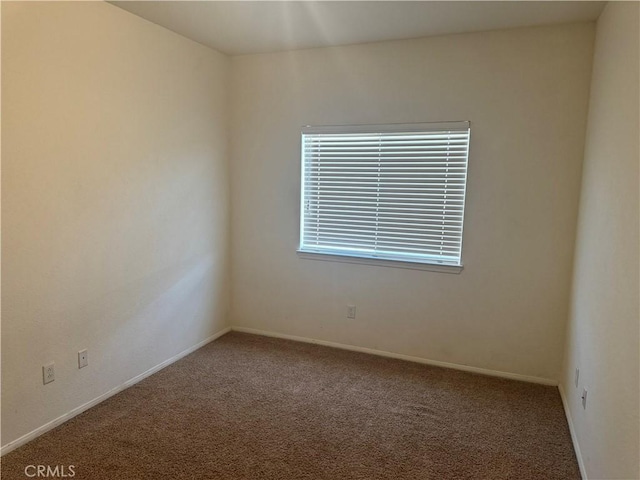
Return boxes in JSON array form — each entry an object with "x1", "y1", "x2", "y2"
[{"x1": 297, "y1": 121, "x2": 470, "y2": 273}]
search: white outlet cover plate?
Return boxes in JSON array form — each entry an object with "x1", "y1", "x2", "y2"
[
  {"x1": 78, "y1": 349, "x2": 88, "y2": 369},
  {"x1": 43, "y1": 363, "x2": 55, "y2": 384}
]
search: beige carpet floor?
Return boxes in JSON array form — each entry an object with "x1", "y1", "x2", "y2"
[{"x1": 1, "y1": 332, "x2": 580, "y2": 479}]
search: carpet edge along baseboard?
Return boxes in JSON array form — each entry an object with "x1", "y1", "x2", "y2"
[
  {"x1": 0, "y1": 327, "x2": 232, "y2": 456},
  {"x1": 231, "y1": 326, "x2": 558, "y2": 386},
  {"x1": 2, "y1": 325, "x2": 560, "y2": 457}
]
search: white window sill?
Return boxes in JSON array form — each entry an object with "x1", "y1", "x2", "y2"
[{"x1": 296, "y1": 250, "x2": 463, "y2": 274}]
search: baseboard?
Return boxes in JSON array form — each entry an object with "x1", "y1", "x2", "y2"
[
  {"x1": 0, "y1": 326, "x2": 232, "y2": 456},
  {"x1": 558, "y1": 383, "x2": 587, "y2": 479},
  {"x1": 231, "y1": 326, "x2": 558, "y2": 386},
  {"x1": 2, "y1": 325, "x2": 558, "y2": 456}
]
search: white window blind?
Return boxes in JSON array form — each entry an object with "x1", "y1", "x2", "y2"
[{"x1": 299, "y1": 122, "x2": 470, "y2": 268}]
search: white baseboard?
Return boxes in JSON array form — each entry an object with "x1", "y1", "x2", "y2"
[
  {"x1": 558, "y1": 383, "x2": 587, "y2": 479},
  {"x1": 2, "y1": 325, "x2": 559, "y2": 457},
  {"x1": 231, "y1": 326, "x2": 558, "y2": 386},
  {"x1": 0, "y1": 326, "x2": 231, "y2": 456}
]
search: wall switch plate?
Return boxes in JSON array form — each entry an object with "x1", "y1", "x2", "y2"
[
  {"x1": 581, "y1": 388, "x2": 588, "y2": 409},
  {"x1": 575, "y1": 368, "x2": 579, "y2": 388},
  {"x1": 43, "y1": 363, "x2": 55, "y2": 384},
  {"x1": 78, "y1": 349, "x2": 88, "y2": 369},
  {"x1": 347, "y1": 305, "x2": 356, "y2": 319}
]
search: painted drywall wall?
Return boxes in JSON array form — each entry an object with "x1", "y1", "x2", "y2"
[
  {"x1": 229, "y1": 23, "x2": 595, "y2": 382},
  {"x1": 561, "y1": 3, "x2": 640, "y2": 479},
  {"x1": 1, "y1": 2, "x2": 230, "y2": 447}
]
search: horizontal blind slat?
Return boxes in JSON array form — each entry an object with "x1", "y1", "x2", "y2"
[
  {"x1": 305, "y1": 227, "x2": 463, "y2": 242},
  {"x1": 305, "y1": 239, "x2": 462, "y2": 253},
  {"x1": 306, "y1": 215, "x2": 463, "y2": 227}
]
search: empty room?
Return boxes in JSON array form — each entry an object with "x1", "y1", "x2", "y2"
[{"x1": 1, "y1": 1, "x2": 638, "y2": 479}]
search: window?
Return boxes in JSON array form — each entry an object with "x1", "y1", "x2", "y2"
[{"x1": 298, "y1": 122, "x2": 470, "y2": 271}]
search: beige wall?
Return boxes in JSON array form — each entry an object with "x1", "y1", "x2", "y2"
[
  {"x1": 1, "y1": 2, "x2": 230, "y2": 447},
  {"x1": 561, "y1": 3, "x2": 640, "y2": 479},
  {"x1": 229, "y1": 23, "x2": 594, "y2": 382}
]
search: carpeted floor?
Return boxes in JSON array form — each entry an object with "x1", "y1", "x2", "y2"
[{"x1": 1, "y1": 332, "x2": 580, "y2": 480}]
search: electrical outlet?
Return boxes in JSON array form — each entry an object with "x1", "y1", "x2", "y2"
[
  {"x1": 347, "y1": 305, "x2": 356, "y2": 319},
  {"x1": 78, "y1": 349, "x2": 88, "y2": 369},
  {"x1": 43, "y1": 362, "x2": 55, "y2": 384},
  {"x1": 581, "y1": 388, "x2": 588, "y2": 409},
  {"x1": 575, "y1": 368, "x2": 579, "y2": 388}
]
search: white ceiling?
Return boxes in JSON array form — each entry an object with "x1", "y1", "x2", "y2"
[{"x1": 110, "y1": 1, "x2": 605, "y2": 56}]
